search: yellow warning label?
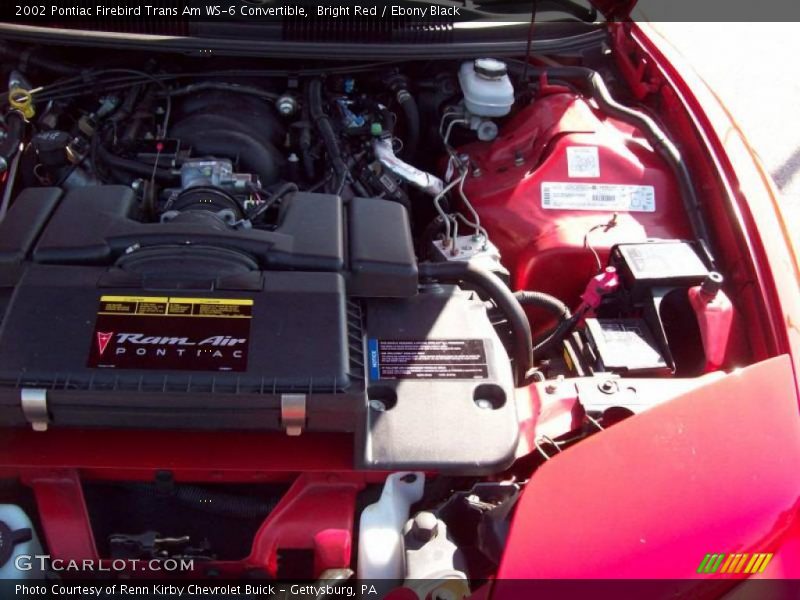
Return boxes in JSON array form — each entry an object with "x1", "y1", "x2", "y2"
[
  {"x1": 165, "y1": 298, "x2": 254, "y2": 306},
  {"x1": 100, "y1": 295, "x2": 170, "y2": 304},
  {"x1": 99, "y1": 296, "x2": 253, "y2": 318}
]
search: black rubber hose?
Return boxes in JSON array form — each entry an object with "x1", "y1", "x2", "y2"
[
  {"x1": 308, "y1": 79, "x2": 349, "y2": 192},
  {"x1": 512, "y1": 65, "x2": 713, "y2": 262},
  {"x1": 533, "y1": 313, "x2": 582, "y2": 356},
  {"x1": 0, "y1": 112, "x2": 24, "y2": 163},
  {"x1": 514, "y1": 290, "x2": 571, "y2": 320},
  {"x1": 95, "y1": 138, "x2": 178, "y2": 184},
  {"x1": 396, "y1": 88, "x2": 420, "y2": 159},
  {"x1": 418, "y1": 261, "x2": 533, "y2": 384},
  {"x1": 299, "y1": 102, "x2": 316, "y2": 181}
]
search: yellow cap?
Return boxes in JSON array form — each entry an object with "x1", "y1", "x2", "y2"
[{"x1": 8, "y1": 88, "x2": 35, "y2": 120}]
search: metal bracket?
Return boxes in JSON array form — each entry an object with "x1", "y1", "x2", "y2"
[
  {"x1": 281, "y1": 394, "x2": 306, "y2": 436},
  {"x1": 21, "y1": 388, "x2": 49, "y2": 432}
]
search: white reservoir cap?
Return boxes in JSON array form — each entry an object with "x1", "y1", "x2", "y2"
[{"x1": 458, "y1": 59, "x2": 515, "y2": 117}]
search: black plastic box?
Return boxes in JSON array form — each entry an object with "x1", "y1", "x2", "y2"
[{"x1": 611, "y1": 241, "x2": 709, "y2": 301}]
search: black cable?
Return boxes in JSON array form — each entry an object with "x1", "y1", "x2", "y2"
[
  {"x1": 299, "y1": 105, "x2": 316, "y2": 182},
  {"x1": 247, "y1": 182, "x2": 298, "y2": 222},
  {"x1": 25, "y1": 61, "x2": 408, "y2": 104},
  {"x1": 0, "y1": 41, "x2": 80, "y2": 75},
  {"x1": 94, "y1": 137, "x2": 178, "y2": 184},
  {"x1": 97, "y1": 69, "x2": 172, "y2": 138},
  {"x1": 520, "y1": 0, "x2": 538, "y2": 85},
  {"x1": 308, "y1": 78, "x2": 350, "y2": 194},
  {"x1": 532, "y1": 311, "x2": 583, "y2": 355},
  {"x1": 35, "y1": 70, "x2": 171, "y2": 138},
  {"x1": 418, "y1": 261, "x2": 533, "y2": 384}
]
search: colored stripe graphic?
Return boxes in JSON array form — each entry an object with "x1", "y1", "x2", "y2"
[
  {"x1": 720, "y1": 553, "x2": 735, "y2": 573},
  {"x1": 704, "y1": 552, "x2": 773, "y2": 574},
  {"x1": 698, "y1": 553, "x2": 725, "y2": 573}
]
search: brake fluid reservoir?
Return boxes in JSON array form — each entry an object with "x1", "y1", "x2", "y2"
[
  {"x1": 0, "y1": 504, "x2": 43, "y2": 579},
  {"x1": 458, "y1": 59, "x2": 514, "y2": 117}
]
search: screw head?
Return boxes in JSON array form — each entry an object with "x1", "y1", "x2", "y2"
[{"x1": 411, "y1": 511, "x2": 439, "y2": 542}]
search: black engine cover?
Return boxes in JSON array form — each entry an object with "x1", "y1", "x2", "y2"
[{"x1": 0, "y1": 186, "x2": 519, "y2": 474}]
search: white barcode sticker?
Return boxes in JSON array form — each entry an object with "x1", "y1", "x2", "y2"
[
  {"x1": 566, "y1": 146, "x2": 600, "y2": 178},
  {"x1": 541, "y1": 182, "x2": 656, "y2": 212}
]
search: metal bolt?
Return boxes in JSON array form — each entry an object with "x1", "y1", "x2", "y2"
[
  {"x1": 369, "y1": 399, "x2": 386, "y2": 412},
  {"x1": 599, "y1": 379, "x2": 618, "y2": 394},
  {"x1": 545, "y1": 375, "x2": 564, "y2": 394},
  {"x1": 701, "y1": 271, "x2": 724, "y2": 299},
  {"x1": 411, "y1": 511, "x2": 439, "y2": 542},
  {"x1": 276, "y1": 94, "x2": 298, "y2": 117}
]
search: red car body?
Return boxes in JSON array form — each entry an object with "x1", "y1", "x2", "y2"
[
  {"x1": 0, "y1": 10, "x2": 798, "y2": 595},
  {"x1": 499, "y1": 20, "x2": 800, "y2": 582}
]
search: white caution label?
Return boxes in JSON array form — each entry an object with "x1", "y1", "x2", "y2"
[
  {"x1": 541, "y1": 182, "x2": 656, "y2": 212},
  {"x1": 566, "y1": 146, "x2": 600, "y2": 177}
]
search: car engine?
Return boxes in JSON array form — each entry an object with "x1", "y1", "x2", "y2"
[
  {"x1": 0, "y1": 60, "x2": 534, "y2": 474},
  {"x1": 0, "y1": 31, "x2": 761, "y2": 587},
  {"x1": 0, "y1": 53, "x2": 734, "y2": 472}
]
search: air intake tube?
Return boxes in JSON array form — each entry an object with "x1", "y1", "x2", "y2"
[{"x1": 418, "y1": 261, "x2": 533, "y2": 385}]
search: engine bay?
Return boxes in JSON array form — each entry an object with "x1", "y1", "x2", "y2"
[{"x1": 0, "y1": 39, "x2": 757, "y2": 586}]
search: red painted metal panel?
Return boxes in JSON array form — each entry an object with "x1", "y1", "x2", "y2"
[
  {"x1": 496, "y1": 355, "x2": 800, "y2": 583},
  {"x1": 0, "y1": 430, "x2": 355, "y2": 481},
  {"x1": 458, "y1": 92, "x2": 692, "y2": 326},
  {"x1": 248, "y1": 473, "x2": 364, "y2": 577},
  {"x1": 22, "y1": 469, "x2": 99, "y2": 562}
]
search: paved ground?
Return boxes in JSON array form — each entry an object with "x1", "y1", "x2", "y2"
[{"x1": 648, "y1": 23, "x2": 800, "y2": 242}]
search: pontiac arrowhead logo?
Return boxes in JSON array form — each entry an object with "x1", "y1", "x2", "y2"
[{"x1": 96, "y1": 332, "x2": 114, "y2": 356}]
